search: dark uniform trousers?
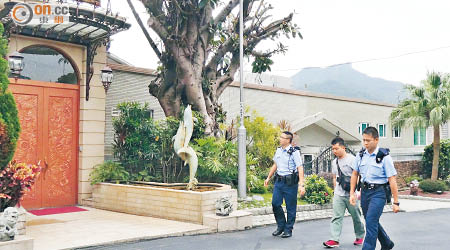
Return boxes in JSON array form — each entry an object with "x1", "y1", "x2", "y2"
[
  {"x1": 272, "y1": 178, "x2": 298, "y2": 233},
  {"x1": 361, "y1": 186, "x2": 394, "y2": 250}
]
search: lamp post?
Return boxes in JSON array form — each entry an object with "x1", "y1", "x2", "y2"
[
  {"x1": 238, "y1": 0, "x2": 247, "y2": 199},
  {"x1": 8, "y1": 52, "x2": 24, "y2": 82},
  {"x1": 100, "y1": 66, "x2": 113, "y2": 93}
]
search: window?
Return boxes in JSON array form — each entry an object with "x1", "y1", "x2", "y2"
[
  {"x1": 392, "y1": 125, "x2": 401, "y2": 138},
  {"x1": 359, "y1": 123, "x2": 369, "y2": 134},
  {"x1": 414, "y1": 127, "x2": 426, "y2": 146},
  {"x1": 111, "y1": 107, "x2": 121, "y2": 117},
  {"x1": 378, "y1": 124, "x2": 386, "y2": 137},
  {"x1": 147, "y1": 109, "x2": 154, "y2": 119},
  {"x1": 303, "y1": 155, "x2": 313, "y2": 175},
  {"x1": 17, "y1": 46, "x2": 78, "y2": 84}
]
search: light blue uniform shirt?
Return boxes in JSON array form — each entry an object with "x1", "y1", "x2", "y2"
[
  {"x1": 352, "y1": 146, "x2": 397, "y2": 184},
  {"x1": 273, "y1": 145, "x2": 303, "y2": 176}
]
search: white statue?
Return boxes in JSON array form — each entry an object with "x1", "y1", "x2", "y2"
[
  {"x1": 0, "y1": 207, "x2": 18, "y2": 241},
  {"x1": 173, "y1": 105, "x2": 198, "y2": 190},
  {"x1": 215, "y1": 196, "x2": 233, "y2": 216}
]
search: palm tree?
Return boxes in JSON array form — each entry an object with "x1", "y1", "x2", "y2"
[{"x1": 390, "y1": 72, "x2": 450, "y2": 180}]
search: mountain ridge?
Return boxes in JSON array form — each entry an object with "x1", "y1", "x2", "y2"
[{"x1": 291, "y1": 64, "x2": 407, "y2": 104}]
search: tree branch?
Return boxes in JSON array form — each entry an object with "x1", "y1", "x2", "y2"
[
  {"x1": 213, "y1": 0, "x2": 240, "y2": 27},
  {"x1": 147, "y1": 15, "x2": 169, "y2": 42},
  {"x1": 127, "y1": 0, "x2": 162, "y2": 59},
  {"x1": 216, "y1": 51, "x2": 240, "y2": 96},
  {"x1": 247, "y1": 13, "x2": 293, "y2": 47},
  {"x1": 141, "y1": 0, "x2": 164, "y2": 20},
  {"x1": 250, "y1": 0, "x2": 264, "y2": 28},
  {"x1": 205, "y1": 37, "x2": 236, "y2": 72}
]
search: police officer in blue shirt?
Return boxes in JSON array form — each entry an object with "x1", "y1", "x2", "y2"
[
  {"x1": 264, "y1": 131, "x2": 305, "y2": 238},
  {"x1": 350, "y1": 127, "x2": 400, "y2": 250}
]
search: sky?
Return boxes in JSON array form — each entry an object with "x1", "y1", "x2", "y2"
[{"x1": 101, "y1": 0, "x2": 450, "y2": 86}]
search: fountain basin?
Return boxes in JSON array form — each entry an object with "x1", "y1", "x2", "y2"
[{"x1": 91, "y1": 182, "x2": 237, "y2": 224}]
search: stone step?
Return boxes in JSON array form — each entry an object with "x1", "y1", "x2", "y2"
[
  {"x1": 203, "y1": 210, "x2": 253, "y2": 232},
  {"x1": 81, "y1": 198, "x2": 94, "y2": 207}
]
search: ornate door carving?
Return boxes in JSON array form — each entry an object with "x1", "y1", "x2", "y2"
[
  {"x1": 9, "y1": 85, "x2": 44, "y2": 208},
  {"x1": 43, "y1": 88, "x2": 78, "y2": 207},
  {"x1": 10, "y1": 81, "x2": 79, "y2": 209}
]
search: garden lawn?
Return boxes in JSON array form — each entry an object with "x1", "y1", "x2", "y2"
[{"x1": 238, "y1": 192, "x2": 308, "y2": 210}]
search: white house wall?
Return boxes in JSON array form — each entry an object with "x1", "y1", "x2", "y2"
[
  {"x1": 106, "y1": 68, "x2": 449, "y2": 161},
  {"x1": 104, "y1": 66, "x2": 162, "y2": 157},
  {"x1": 219, "y1": 83, "x2": 424, "y2": 159}
]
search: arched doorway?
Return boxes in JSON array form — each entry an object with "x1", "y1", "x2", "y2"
[{"x1": 9, "y1": 45, "x2": 79, "y2": 209}]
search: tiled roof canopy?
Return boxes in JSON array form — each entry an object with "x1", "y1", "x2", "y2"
[
  {"x1": 0, "y1": 1, "x2": 130, "y2": 45},
  {"x1": 0, "y1": 1, "x2": 131, "y2": 100}
]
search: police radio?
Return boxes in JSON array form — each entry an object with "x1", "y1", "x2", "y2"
[{"x1": 287, "y1": 146, "x2": 300, "y2": 155}]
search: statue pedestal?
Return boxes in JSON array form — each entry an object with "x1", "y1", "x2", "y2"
[
  {"x1": 203, "y1": 210, "x2": 252, "y2": 232},
  {"x1": 0, "y1": 236, "x2": 33, "y2": 250}
]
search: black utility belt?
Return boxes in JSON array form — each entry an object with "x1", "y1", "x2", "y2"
[
  {"x1": 275, "y1": 173, "x2": 299, "y2": 185},
  {"x1": 362, "y1": 182, "x2": 388, "y2": 190}
]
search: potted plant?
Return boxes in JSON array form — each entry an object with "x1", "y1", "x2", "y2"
[{"x1": 0, "y1": 161, "x2": 41, "y2": 235}]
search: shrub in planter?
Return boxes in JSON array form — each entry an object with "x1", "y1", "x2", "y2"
[
  {"x1": 0, "y1": 161, "x2": 41, "y2": 211},
  {"x1": 419, "y1": 179, "x2": 448, "y2": 193},
  {"x1": 304, "y1": 174, "x2": 333, "y2": 205},
  {"x1": 193, "y1": 137, "x2": 238, "y2": 185},
  {"x1": 112, "y1": 102, "x2": 160, "y2": 177},
  {"x1": 89, "y1": 161, "x2": 129, "y2": 185}
]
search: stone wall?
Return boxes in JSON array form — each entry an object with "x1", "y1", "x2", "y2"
[{"x1": 394, "y1": 160, "x2": 422, "y2": 187}]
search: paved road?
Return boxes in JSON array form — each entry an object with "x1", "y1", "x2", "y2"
[{"x1": 81, "y1": 208, "x2": 450, "y2": 250}]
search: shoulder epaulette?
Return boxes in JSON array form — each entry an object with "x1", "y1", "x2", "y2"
[
  {"x1": 376, "y1": 148, "x2": 390, "y2": 163},
  {"x1": 287, "y1": 146, "x2": 300, "y2": 155},
  {"x1": 359, "y1": 148, "x2": 365, "y2": 158}
]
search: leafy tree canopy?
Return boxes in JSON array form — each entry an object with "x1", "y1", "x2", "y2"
[{"x1": 130, "y1": 0, "x2": 301, "y2": 134}]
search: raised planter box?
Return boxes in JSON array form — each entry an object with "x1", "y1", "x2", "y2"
[{"x1": 91, "y1": 182, "x2": 237, "y2": 224}]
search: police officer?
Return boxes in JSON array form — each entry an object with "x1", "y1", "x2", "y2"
[
  {"x1": 350, "y1": 127, "x2": 400, "y2": 250},
  {"x1": 264, "y1": 131, "x2": 305, "y2": 238}
]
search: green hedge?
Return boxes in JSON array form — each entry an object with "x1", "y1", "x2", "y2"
[
  {"x1": 0, "y1": 23, "x2": 20, "y2": 169},
  {"x1": 422, "y1": 139, "x2": 450, "y2": 179},
  {"x1": 419, "y1": 179, "x2": 448, "y2": 193}
]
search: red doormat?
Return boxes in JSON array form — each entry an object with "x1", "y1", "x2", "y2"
[{"x1": 28, "y1": 206, "x2": 88, "y2": 216}]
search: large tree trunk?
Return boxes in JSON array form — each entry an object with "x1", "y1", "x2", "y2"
[
  {"x1": 138, "y1": 0, "x2": 297, "y2": 136},
  {"x1": 431, "y1": 125, "x2": 440, "y2": 180}
]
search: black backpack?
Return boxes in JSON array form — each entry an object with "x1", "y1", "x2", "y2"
[{"x1": 336, "y1": 158, "x2": 352, "y2": 192}]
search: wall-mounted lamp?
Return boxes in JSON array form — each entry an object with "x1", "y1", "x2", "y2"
[
  {"x1": 100, "y1": 66, "x2": 113, "y2": 93},
  {"x1": 8, "y1": 52, "x2": 24, "y2": 82}
]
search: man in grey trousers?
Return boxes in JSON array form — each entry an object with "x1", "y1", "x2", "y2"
[{"x1": 323, "y1": 137, "x2": 365, "y2": 248}]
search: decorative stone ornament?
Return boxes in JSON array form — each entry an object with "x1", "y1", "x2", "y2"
[
  {"x1": 409, "y1": 179, "x2": 419, "y2": 196},
  {"x1": 215, "y1": 196, "x2": 233, "y2": 216},
  {"x1": 0, "y1": 207, "x2": 19, "y2": 241}
]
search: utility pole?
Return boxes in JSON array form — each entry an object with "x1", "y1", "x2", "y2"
[{"x1": 238, "y1": 0, "x2": 247, "y2": 199}]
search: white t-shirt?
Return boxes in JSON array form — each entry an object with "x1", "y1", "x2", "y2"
[{"x1": 332, "y1": 154, "x2": 355, "y2": 197}]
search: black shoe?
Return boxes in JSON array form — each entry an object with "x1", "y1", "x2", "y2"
[
  {"x1": 272, "y1": 229, "x2": 283, "y2": 236},
  {"x1": 381, "y1": 241, "x2": 394, "y2": 250},
  {"x1": 281, "y1": 231, "x2": 292, "y2": 238}
]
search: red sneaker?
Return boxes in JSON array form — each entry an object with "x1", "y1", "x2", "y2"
[
  {"x1": 354, "y1": 238, "x2": 364, "y2": 246},
  {"x1": 323, "y1": 240, "x2": 339, "y2": 248}
]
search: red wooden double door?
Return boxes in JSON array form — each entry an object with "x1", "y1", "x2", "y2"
[{"x1": 9, "y1": 80, "x2": 79, "y2": 209}]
